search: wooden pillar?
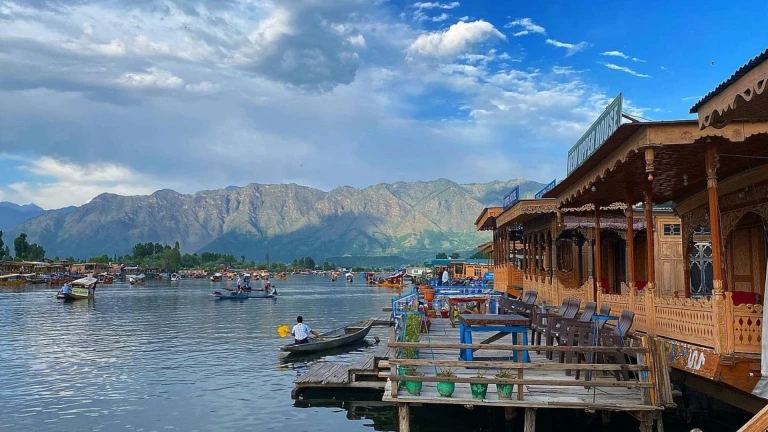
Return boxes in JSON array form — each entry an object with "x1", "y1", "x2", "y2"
[
  {"x1": 398, "y1": 403, "x2": 410, "y2": 432},
  {"x1": 533, "y1": 234, "x2": 540, "y2": 280},
  {"x1": 644, "y1": 148, "x2": 656, "y2": 294},
  {"x1": 545, "y1": 232, "x2": 552, "y2": 283},
  {"x1": 577, "y1": 236, "x2": 584, "y2": 286},
  {"x1": 626, "y1": 186, "x2": 636, "y2": 295},
  {"x1": 706, "y1": 143, "x2": 734, "y2": 354},
  {"x1": 550, "y1": 231, "x2": 557, "y2": 283},
  {"x1": 594, "y1": 206, "x2": 603, "y2": 300},
  {"x1": 706, "y1": 144, "x2": 724, "y2": 289},
  {"x1": 524, "y1": 408, "x2": 537, "y2": 432}
]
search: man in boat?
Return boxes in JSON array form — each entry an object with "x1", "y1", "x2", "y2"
[{"x1": 291, "y1": 316, "x2": 323, "y2": 344}]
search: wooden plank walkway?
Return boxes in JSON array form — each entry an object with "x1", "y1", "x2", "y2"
[
  {"x1": 383, "y1": 318, "x2": 662, "y2": 411},
  {"x1": 292, "y1": 343, "x2": 390, "y2": 398}
]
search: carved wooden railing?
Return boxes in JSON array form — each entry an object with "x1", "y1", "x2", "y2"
[
  {"x1": 493, "y1": 265, "x2": 508, "y2": 294},
  {"x1": 654, "y1": 296, "x2": 716, "y2": 347},
  {"x1": 733, "y1": 303, "x2": 763, "y2": 354}
]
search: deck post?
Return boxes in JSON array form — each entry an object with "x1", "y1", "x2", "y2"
[
  {"x1": 594, "y1": 206, "x2": 602, "y2": 300},
  {"x1": 643, "y1": 148, "x2": 656, "y2": 295},
  {"x1": 625, "y1": 184, "x2": 636, "y2": 295},
  {"x1": 524, "y1": 408, "x2": 536, "y2": 432},
  {"x1": 398, "y1": 403, "x2": 410, "y2": 432},
  {"x1": 505, "y1": 407, "x2": 517, "y2": 422}
]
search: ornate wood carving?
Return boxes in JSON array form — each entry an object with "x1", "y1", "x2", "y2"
[{"x1": 696, "y1": 59, "x2": 768, "y2": 129}]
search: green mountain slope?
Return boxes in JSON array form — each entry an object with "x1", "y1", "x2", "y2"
[{"x1": 6, "y1": 179, "x2": 543, "y2": 262}]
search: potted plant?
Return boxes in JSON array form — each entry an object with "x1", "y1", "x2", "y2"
[
  {"x1": 403, "y1": 369, "x2": 424, "y2": 396},
  {"x1": 495, "y1": 369, "x2": 515, "y2": 400},
  {"x1": 436, "y1": 368, "x2": 456, "y2": 397},
  {"x1": 470, "y1": 368, "x2": 488, "y2": 400}
]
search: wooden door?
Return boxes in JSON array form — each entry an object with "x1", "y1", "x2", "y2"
[
  {"x1": 655, "y1": 216, "x2": 685, "y2": 297},
  {"x1": 727, "y1": 213, "x2": 767, "y2": 295}
]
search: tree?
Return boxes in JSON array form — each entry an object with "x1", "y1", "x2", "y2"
[
  {"x1": 435, "y1": 252, "x2": 448, "y2": 259},
  {"x1": 14, "y1": 233, "x2": 29, "y2": 259},
  {"x1": 450, "y1": 252, "x2": 461, "y2": 259},
  {"x1": 0, "y1": 230, "x2": 6, "y2": 261}
]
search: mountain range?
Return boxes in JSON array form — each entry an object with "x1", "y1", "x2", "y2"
[
  {"x1": 0, "y1": 202, "x2": 76, "y2": 232},
  {"x1": 4, "y1": 179, "x2": 543, "y2": 263}
]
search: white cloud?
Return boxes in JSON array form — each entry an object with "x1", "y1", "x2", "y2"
[
  {"x1": 504, "y1": 18, "x2": 546, "y2": 36},
  {"x1": 407, "y1": 20, "x2": 506, "y2": 58},
  {"x1": 458, "y1": 16, "x2": 469, "y2": 21},
  {"x1": 185, "y1": 81, "x2": 219, "y2": 93},
  {"x1": 119, "y1": 68, "x2": 185, "y2": 89},
  {"x1": 0, "y1": 157, "x2": 160, "y2": 208},
  {"x1": 681, "y1": 95, "x2": 701, "y2": 101},
  {"x1": 601, "y1": 50, "x2": 644, "y2": 62},
  {"x1": 552, "y1": 66, "x2": 583, "y2": 75},
  {"x1": 347, "y1": 34, "x2": 367, "y2": 49},
  {"x1": 431, "y1": 13, "x2": 450, "y2": 22},
  {"x1": 412, "y1": 2, "x2": 460, "y2": 9},
  {"x1": 600, "y1": 62, "x2": 650, "y2": 78},
  {"x1": 90, "y1": 39, "x2": 126, "y2": 56},
  {"x1": 545, "y1": 39, "x2": 589, "y2": 56}
]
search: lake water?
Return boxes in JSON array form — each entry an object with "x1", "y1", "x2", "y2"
[{"x1": 0, "y1": 276, "x2": 749, "y2": 431}]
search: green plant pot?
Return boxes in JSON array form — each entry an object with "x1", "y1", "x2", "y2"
[
  {"x1": 397, "y1": 366, "x2": 415, "y2": 388},
  {"x1": 436, "y1": 381, "x2": 455, "y2": 397},
  {"x1": 404, "y1": 380, "x2": 423, "y2": 396},
  {"x1": 496, "y1": 383, "x2": 514, "y2": 400},
  {"x1": 470, "y1": 383, "x2": 488, "y2": 399}
]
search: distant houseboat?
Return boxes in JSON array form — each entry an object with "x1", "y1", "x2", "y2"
[{"x1": 0, "y1": 274, "x2": 26, "y2": 286}]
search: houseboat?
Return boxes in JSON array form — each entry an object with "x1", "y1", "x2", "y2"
[
  {"x1": 129, "y1": 274, "x2": 146, "y2": 284},
  {"x1": 0, "y1": 274, "x2": 26, "y2": 286}
]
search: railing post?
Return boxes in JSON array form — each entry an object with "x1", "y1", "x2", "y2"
[{"x1": 646, "y1": 288, "x2": 656, "y2": 336}]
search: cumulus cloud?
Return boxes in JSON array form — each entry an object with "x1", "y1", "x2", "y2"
[
  {"x1": 412, "y1": 2, "x2": 460, "y2": 9},
  {"x1": 407, "y1": 20, "x2": 506, "y2": 58},
  {"x1": 0, "y1": 0, "x2": 655, "y2": 209},
  {"x1": 600, "y1": 62, "x2": 650, "y2": 78},
  {"x1": 504, "y1": 18, "x2": 546, "y2": 37},
  {"x1": 545, "y1": 39, "x2": 589, "y2": 56}
]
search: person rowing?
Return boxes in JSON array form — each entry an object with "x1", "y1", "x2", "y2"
[{"x1": 291, "y1": 315, "x2": 323, "y2": 344}]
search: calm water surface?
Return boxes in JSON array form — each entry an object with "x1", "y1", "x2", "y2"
[{"x1": 0, "y1": 276, "x2": 746, "y2": 432}]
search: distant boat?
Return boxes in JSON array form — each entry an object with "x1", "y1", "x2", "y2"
[
  {"x1": 97, "y1": 273, "x2": 114, "y2": 284},
  {"x1": 212, "y1": 291, "x2": 275, "y2": 300},
  {"x1": 210, "y1": 272, "x2": 223, "y2": 282},
  {"x1": 129, "y1": 274, "x2": 146, "y2": 284},
  {"x1": 345, "y1": 273, "x2": 354, "y2": 283},
  {"x1": 23, "y1": 273, "x2": 50, "y2": 285},
  {"x1": 170, "y1": 273, "x2": 181, "y2": 283},
  {"x1": 56, "y1": 276, "x2": 97, "y2": 300},
  {"x1": 0, "y1": 274, "x2": 26, "y2": 286},
  {"x1": 281, "y1": 319, "x2": 373, "y2": 354}
]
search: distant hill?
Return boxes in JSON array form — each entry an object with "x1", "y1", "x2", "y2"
[
  {"x1": 0, "y1": 203, "x2": 78, "y2": 232},
  {"x1": 6, "y1": 179, "x2": 544, "y2": 261}
]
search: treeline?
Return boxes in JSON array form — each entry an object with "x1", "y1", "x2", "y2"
[{"x1": 0, "y1": 231, "x2": 46, "y2": 261}]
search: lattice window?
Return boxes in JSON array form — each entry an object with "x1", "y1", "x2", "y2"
[
  {"x1": 689, "y1": 241, "x2": 714, "y2": 298},
  {"x1": 663, "y1": 223, "x2": 681, "y2": 236},
  {"x1": 694, "y1": 226, "x2": 711, "y2": 235}
]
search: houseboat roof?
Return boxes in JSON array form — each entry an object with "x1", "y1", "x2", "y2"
[
  {"x1": 495, "y1": 198, "x2": 558, "y2": 227},
  {"x1": 430, "y1": 259, "x2": 489, "y2": 266},
  {"x1": 690, "y1": 47, "x2": 768, "y2": 129},
  {"x1": 474, "y1": 207, "x2": 503, "y2": 231},
  {"x1": 0, "y1": 274, "x2": 22, "y2": 279},
  {"x1": 545, "y1": 119, "x2": 768, "y2": 208}
]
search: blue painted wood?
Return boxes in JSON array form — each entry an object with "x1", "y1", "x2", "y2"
[{"x1": 458, "y1": 323, "x2": 530, "y2": 363}]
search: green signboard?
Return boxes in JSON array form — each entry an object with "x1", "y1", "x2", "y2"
[{"x1": 566, "y1": 93, "x2": 623, "y2": 175}]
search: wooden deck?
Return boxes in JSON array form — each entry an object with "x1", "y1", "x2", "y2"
[
  {"x1": 383, "y1": 318, "x2": 663, "y2": 411},
  {"x1": 292, "y1": 344, "x2": 390, "y2": 398}
]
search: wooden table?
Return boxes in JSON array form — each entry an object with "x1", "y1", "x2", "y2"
[
  {"x1": 458, "y1": 314, "x2": 531, "y2": 362},
  {"x1": 447, "y1": 297, "x2": 487, "y2": 327}
]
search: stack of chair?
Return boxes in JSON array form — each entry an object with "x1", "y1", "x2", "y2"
[
  {"x1": 569, "y1": 309, "x2": 635, "y2": 381},
  {"x1": 551, "y1": 301, "x2": 597, "y2": 366},
  {"x1": 530, "y1": 297, "x2": 580, "y2": 358}
]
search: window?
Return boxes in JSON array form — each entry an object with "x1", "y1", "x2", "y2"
[
  {"x1": 693, "y1": 225, "x2": 711, "y2": 235},
  {"x1": 663, "y1": 223, "x2": 681, "y2": 236},
  {"x1": 689, "y1": 241, "x2": 713, "y2": 298},
  {"x1": 474, "y1": 268, "x2": 481, "y2": 277}
]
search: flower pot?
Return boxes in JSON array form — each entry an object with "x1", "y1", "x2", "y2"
[
  {"x1": 496, "y1": 383, "x2": 514, "y2": 400},
  {"x1": 436, "y1": 381, "x2": 455, "y2": 397},
  {"x1": 423, "y1": 290, "x2": 435, "y2": 301},
  {"x1": 403, "y1": 379, "x2": 422, "y2": 396},
  {"x1": 470, "y1": 383, "x2": 488, "y2": 399}
]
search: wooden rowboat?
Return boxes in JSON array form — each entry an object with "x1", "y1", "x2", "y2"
[{"x1": 280, "y1": 319, "x2": 373, "y2": 354}]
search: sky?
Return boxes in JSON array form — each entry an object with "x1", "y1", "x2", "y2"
[{"x1": 0, "y1": 0, "x2": 766, "y2": 209}]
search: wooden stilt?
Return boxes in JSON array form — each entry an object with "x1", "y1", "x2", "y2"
[
  {"x1": 505, "y1": 407, "x2": 517, "y2": 422},
  {"x1": 524, "y1": 408, "x2": 536, "y2": 432},
  {"x1": 638, "y1": 412, "x2": 653, "y2": 432},
  {"x1": 601, "y1": 410, "x2": 611, "y2": 425},
  {"x1": 398, "y1": 403, "x2": 410, "y2": 432}
]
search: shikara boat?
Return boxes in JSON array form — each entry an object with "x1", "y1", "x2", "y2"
[
  {"x1": 129, "y1": 274, "x2": 146, "y2": 284},
  {"x1": 170, "y1": 273, "x2": 181, "y2": 282},
  {"x1": 23, "y1": 273, "x2": 50, "y2": 284},
  {"x1": 56, "y1": 276, "x2": 97, "y2": 300},
  {"x1": 345, "y1": 273, "x2": 354, "y2": 283},
  {"x1": 210, "y1": 272, "x2": 222, "y2": 282},
  {"x1": 0, "y1": 274, "x2": 26, "y2": 286},
  {"x1": 280, "y1": 319, "x2": 373, "y2": 354},
  {"x1": 212, "y1": 290, "x2": 275, "y2": 300},
  {"x1": 97, "y1": 273, "x2": 113, "y2": 284}
]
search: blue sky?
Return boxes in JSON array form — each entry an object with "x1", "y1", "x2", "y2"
[{"x1": 0, "y1": 0, "x2": 765, "y2": 208}]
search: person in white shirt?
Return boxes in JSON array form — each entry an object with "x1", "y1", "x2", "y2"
[
  {"x1": 291, "y1": 316, "x2": 323, "y2": 344},
  {"x1": 441, "y1": 269, "x2": 450, "y2": 286}
]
